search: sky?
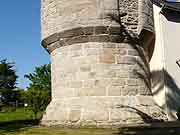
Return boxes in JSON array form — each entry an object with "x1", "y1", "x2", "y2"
[{"x1": 0, "y1": 0, "x2": 50, "y2": 89}]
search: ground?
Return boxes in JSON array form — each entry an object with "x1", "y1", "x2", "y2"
[{"x1": 0, "y1": 108, "x2": 180, "y2": 135}]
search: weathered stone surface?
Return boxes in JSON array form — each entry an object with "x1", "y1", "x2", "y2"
[
  {"x1": 41, "y1": 97, "x2": 167, "y2": 126},
  {"x1": 122, "y1": 86, "x2": 138, "y2": 96},
  {"x1": 69, "y1": 109, "x2": 81, "y2": 122},
  {"x1": 99, "y1": 49, "x2": 115, "y2": 64},
  {"x1": 77, "y1": 88, "x2": 106, "y2": 96},
  {"x1": 41, "y1": 0, "x2": 167, "y2": 127},
  {"x1": 108, "y1": 86, "x2": 122, "y2": 96}
]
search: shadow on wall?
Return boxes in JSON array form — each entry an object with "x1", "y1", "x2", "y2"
[
  {"x1": 108, "y1": 14, "x2": 153, "y2": 95},
  {"x1": 162, "y1": 10, "x2": 180, "y2": 23},
  {"x1": 153, "y1": 0, "x2": 180, "y2": 23},
  {"x1": 106, "y1": 1, "x2": 153, "y2": 94},
  {"x1": 105, "y1": 1, "x2": 163, "y2": 122},
  {"x1": 151, "y1": 69, "x2": 180, "y2": 120},
  {"x1": 115, "y1": 105, "x2": 164, "y2": 123}
]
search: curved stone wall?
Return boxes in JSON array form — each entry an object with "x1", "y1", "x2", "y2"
[
  {"x1": 41, "y1": 0, "x2": 141, "y2": 39},
  {"x1": 41, "y1": 0, "x2": 167, "y2": 126}
]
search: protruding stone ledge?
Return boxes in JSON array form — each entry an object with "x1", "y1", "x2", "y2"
[
  {"x1": 41, "y1": 26, "x2": 140, "y2": 53},
  {"x1": 41, "y1": 96, "x2": 167, "y2": 127}
]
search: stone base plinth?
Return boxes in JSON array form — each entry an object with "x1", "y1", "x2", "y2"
[{"x1": 41, "y1": 96, "x2": 167, "y2": 127}]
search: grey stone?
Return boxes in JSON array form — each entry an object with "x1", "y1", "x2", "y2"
[{"x1": 41, "y1": 0, "x2": 167, "y2": 127}]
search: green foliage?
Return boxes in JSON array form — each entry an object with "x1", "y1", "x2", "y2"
[
  {"x1": 0, "y1": 59, "x2": 18, "y2": 105},
  {"x1": 25, "y1": 88, "x2": 50, "y2": 119},
  {"x1": 177, "y1": 107, "x2": 180, "y2": 113},
  {"x1": 24, "y1": 64, "x2": 51, "y2": 119},
  {"x1": 24, "y1": 64, "x2": 51, "y2": 92},
  {"x1": 0, "y1": 59, "x2": 17, "y2": 89},
  {"x1": 18, "y1": 89, "x2": 27, "y2": 105},
  {"x1": 0, "y1": 89, "x2": 14, "y2": 105}
]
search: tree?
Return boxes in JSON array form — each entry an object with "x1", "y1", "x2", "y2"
[
  {"x1": 24, "y1": 64, "x2": 51, "y2": 93},
  {"x1": 24, "y1": 64, "x2": 51, "y2": 119},
  {"x1": 25, "y1": 88, "x2": 50, "y2": 119},
  {"x1": 0, "y1": 59, "x2": 18, "y2": 105}
]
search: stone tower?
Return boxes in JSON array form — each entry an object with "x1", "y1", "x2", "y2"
[{"x1": 41, "y1": 0, "x2": 167, "y2": 126}]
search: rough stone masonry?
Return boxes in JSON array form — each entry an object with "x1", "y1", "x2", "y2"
[{"x1": 41, "y1": 0, "x2": 167, "y2": 127}]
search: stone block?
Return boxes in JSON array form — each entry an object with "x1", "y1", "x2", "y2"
[
  {"x1": 88, "y1": 35, "x2": 110, "y2": 43},
  {"x1": 110, "y1": 109, "x2": 124, "y2": 121},
  {"x1": 118, "y1": 49, "x2": 127, "y2": 55},
  {"x1": 70, "y1": 44, "x2": 82, "y2": 50},
  {"x1": 70, "y1": 50, "x2": 82, "y2": 57},
  {"x1": 83, "y1": 109, "x2": 109, "y2": 121},
  {"x1": 74, "y1": 56, "x2": 98, "y2": 65},
  {"x1": 112, "y1": 79, "x2": 126, "y2": 86},
  {"x1": 82, "y1": 27, "x2": 94, "y2": 35},
  {"x1": 86, "y1": 48, "x2": 102, "y2": 56},
  {"x1": 69, "y1": 81, "x2": 83, "y2": 88},
  {"x1": 83, "y1": 80, "x2": 95, "y2": 88},
  {"x1": 116, "y1": 71, "x2": 129, "y2": 78},
  {"x1": 65, "y1": 35, "x2": 89, "y2": 46},
  {"x1": 59, "y1": 27, "x2": 84, "y2": 38},
  {"x1": 69, "y1": 109, "x2": 81, "y2": 122},
  {"x1": 78, "y1": 88, "x2": 106, "y2": 96},
  {"x1": 102, "y1": 43, "x2": 116, "y2": 48},
  {"x1": 54, "y1": 87, "x2": 76, "y2": 98},
  {"x1": 122, "y1": 86, "x2": 138, "y2": 96},
  {"x1": 136, "y1": 96, "x2": 155, "y2": 106},
  {"x1": 103, "y1": 70, "x2": 116, "y2": 78},
  {"x1": 108, "y1": 86, "x2": 122, "y2": 96},
  {"x1": 109, "y1": 27, "x2": 121, "y2": 35},
  {"x1": 99, "y1": 49, "x2": 115, "y2": 64},
  {"x1": 127, "y1": 79, "x2": 138, "y2": 86},
  {"x1": 95, "y1": 26, "x2": 108, "y2": 35},
  {"x1": 116, "y1": 43, "x2": 127, "y2": 48},
  {"x1": 88, "y1": 72, "x2": 97, "y2": 78},
  {"x1": 128, "y1": 49, "x2": 139, "y2": 56},
  {"x1": 80, "y1": 65, "x2": 91, "y2": 72},
  {"x1": 84, "y1": 43, "x2": 102, "y2": 49},
  {"x1": 116, "y1": 56, "x2": 136, "y2": 65},
  {"x1": 110, "y1": 35, "x2": 124, "y2": 43},
  {"x1": 94, "y1": 79, "x2": 112, "y2": 87},
  {"x1": 138, "y1": 86, "x2": 151, "y2": 96}
]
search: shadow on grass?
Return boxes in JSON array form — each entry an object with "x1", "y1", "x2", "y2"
[
  {"x1": 0, "y1": 119, "x2": 40, "y2": 133},
  {"x1": 116, "y1": 126, "x2": 180, "y2": 135}
]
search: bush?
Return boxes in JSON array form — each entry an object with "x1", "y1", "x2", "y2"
[
  {"x1": 176, "y1": 107, "x2": 180, "y2": 120},
  {"x1": 25, "y1": 89, "x2": 50, "y2": 119}
]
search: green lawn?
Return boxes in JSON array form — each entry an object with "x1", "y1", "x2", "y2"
[
  {"x1": 0, "y1": 108, "x2": 115, "y2": 135},
  {"x1": 0, "y1": 127, "x2": 115, "y2": 135},
  {"x1": 0, "y1": 108, "x2": 180, "y2": 135},
  {"x1": 0, "y1": 124, "x2": 180, "y2": 135},
  {"x1": 0, "y1": 108, "x2": 33, "y2": 122}
]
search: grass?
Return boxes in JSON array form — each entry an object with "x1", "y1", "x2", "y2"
[
  {"x1": 0, "y1": 108, "x2": 33, "y2": 122},
  {"x1": 0, "y1": 124, "x2": 180, "y2": 135},
  {"x1": 0, "y1": 108, "x2": 115, "y2": 135},
  {"x1": 0, "y1": 108, "x2": 180, "y2": 135},
  {"x1": 0, "y1": 127, "x2": 115, "y2": 135}
]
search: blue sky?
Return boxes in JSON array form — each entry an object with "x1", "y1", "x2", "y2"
[{"x1": 0, "y1": 0, "x2": 50, "y2": 89}]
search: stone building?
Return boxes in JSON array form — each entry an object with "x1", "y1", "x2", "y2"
[{"x1": 40, "y1": 0, "x2": 169, "y2": 127}]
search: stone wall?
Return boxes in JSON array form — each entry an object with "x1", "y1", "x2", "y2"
[
  {"x1": 41, "y1": 0, "x2": 167, "y2": 126},
  {"x1": 51, "y1": 42, "x2": 150, "y2": 99},
  {"x1": 41, "y1": 0, "x2": 140, "y2": 39}
]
